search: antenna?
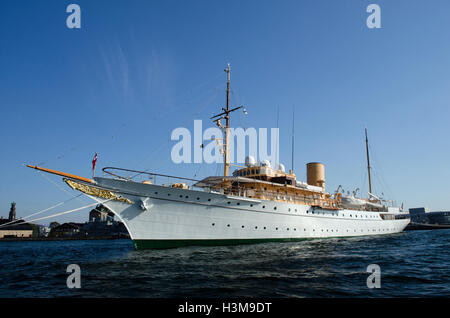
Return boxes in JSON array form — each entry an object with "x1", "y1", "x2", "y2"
[
  {"x1": 291, "y1": 105, "x2": 295, "y2": 173},
  {"x1": 365, "y1": 128, "x2": 373, "y2": 195},
  {"x1": 276, "y1": 105, "x2": 279, "y2": 169}
]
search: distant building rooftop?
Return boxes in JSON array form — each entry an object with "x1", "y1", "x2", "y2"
[{"x1": 0, "y1": 219, "x2": 33, "y2": 231}]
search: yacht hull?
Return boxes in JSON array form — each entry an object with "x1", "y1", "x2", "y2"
[{"x1": 83, "y1": 177, "x2": 410, "y2": 250}]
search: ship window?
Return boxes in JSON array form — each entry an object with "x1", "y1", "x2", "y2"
[
  {"x1": 251, "y1": 169, "x2": 255, "y2": 174},
  {"x1": 227, "y1": 224, "x2": 230, "y2": 227},
  {"x1": 185, "y1": 196, "x2": 189, "y2": 198},
  {"x1": 262, "y1": 205, "x2": 266, "y2": 208},
  {"x1": 208, "y1": 198, "x2": 211, "y2": 201},
  {"x1": 154, "y1": 192, "x2": 158, "y2": 195},
  {"x1": 264, "y1": 227, "x2": 266, "y2": 229},
  {"x1": 288, "y1": 208, "x2": 291, "y2": 212},
  {"x1": 167, "y1": 193, "x2": 171, "y2": 196},
  {"x1": 242, "y1": 225, "x2": 245, "y2": 228},
  {"x1": 276, "y1": 227, "x2": 278, "y2": 230},
  {"x1": 212, "y1": 223, "x2": 215, "y2": 226},
  {"x1": 287, "y1": 228, "x2": 289, "y2": 231},
  {"x1": 274, "y1": 207, "x2": 277, "y2": 210},
  {"x1": 237, "y1": 202, "x2": 240, "y2": 205},
  {"x1": 256, "y1": 169, "x2": 260, "y2": 174},
  {"x1": 197, "y1": 197, "x2": 200, "y2": 200},
  {"x1": 250, "y1": 204, "x2": 253, "y2": 207},
  {"x1": 227, "y1": 202, "x2": 231, "y2": 204},
  {"x1": 255, "y1": 226, "x2": 258, "y2": 229},
  {"x1": 180, "y1": 195, "x2": 183, "y2": 198}
]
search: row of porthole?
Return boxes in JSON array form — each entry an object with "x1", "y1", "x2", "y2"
[
  {"x1": 153, "y1": 192, "x2": 380, "y2": 219},
  {"x1": 210, "y1": 223, "x2": 397, "y2": 233},
  {"x1": 212, "y1": 223, "x2": 302, "y2": 231}
]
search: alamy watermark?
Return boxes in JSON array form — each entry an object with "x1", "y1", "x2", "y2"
[
  {"x1": 66, "y1": 264, "x2": 81, "y2": 289},
  {"x1": 171, "y1": 120, "x2": 280, "y2": 166},
  {"x1": 366, "y1": 264, "x2": 381, "y2": 288}
]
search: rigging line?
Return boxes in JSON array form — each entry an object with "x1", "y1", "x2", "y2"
[
  {"x1": 38, "y1": 170, "x2": 90, "y2": 204},
  {"x1": 6, "y1": 199, "x2": 114, "y2": 227},
  {"x1": 129, "y1": 88, "x2": 221, "y2": 179},
  {"x1": 369, "y1": 144, "x2": 395, "y2": 200},
  {"x1": 0, "y1": 194, "x2": 83, "y2": 229},
  {"x1": 150, "y1": 82, "x2": 224, "y2": 122}
]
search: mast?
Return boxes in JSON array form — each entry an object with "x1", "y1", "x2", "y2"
[
  {"x1": 365, "y1": 128, "x2": 372, "y2": 194},
  {"x1": 224, "y1": 64, "x2": 231, "y2": 177},
  {"x1": 210, "y1": 64, "x2": 243, "y2": 177}
]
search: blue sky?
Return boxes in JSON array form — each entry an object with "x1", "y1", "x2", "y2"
[{"x1": 1, "y1": 0, "x2": 450, "y2": 223}]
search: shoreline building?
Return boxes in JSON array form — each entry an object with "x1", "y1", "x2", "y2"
[{"x1": 0, "y1": 203, "x2": 33, "y2": 238}]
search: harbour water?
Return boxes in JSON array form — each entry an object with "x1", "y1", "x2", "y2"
[{"x1": 1, "y1": 229, "x2": 449, "y2": 298}]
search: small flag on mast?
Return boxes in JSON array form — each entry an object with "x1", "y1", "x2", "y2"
[{"x1": 92, "y1": 152, "x2": 98, "y2": 177}]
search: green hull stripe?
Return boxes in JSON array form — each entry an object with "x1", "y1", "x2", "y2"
[{"x1": 132, "y1": 238, "x2": 314, "y2": 250}]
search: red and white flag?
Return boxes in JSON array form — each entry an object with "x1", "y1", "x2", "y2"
[{"x1": 92, "y1": 152, "x2": 98, "y2": 176}]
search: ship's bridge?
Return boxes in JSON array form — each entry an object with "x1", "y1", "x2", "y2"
[{"x1": 232, "y1": 158, "x2": 297, "y2": 186}]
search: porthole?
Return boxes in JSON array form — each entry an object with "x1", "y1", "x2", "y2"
[
  {"x1": 227, "y1": 224, "x2": 230, "y2": 227},
  {"x1": 262, "y1": 205, "x2": 266, "y2": 209},
  {"x1": 274, "y1": 207, "x2": 277, "y2": 210},
  {"x1": 154, "y1": 192, "x2": 158, "y2": 195},
  {"x1": 255, "y1": 226, "x2": 258, "y2": 229},
  {"x1": 250, "y1": 204, "x2": 253, "y2": 207},
  {"x1": 208, "y1": 198, "x2": 211, "y2": 202},
  {"x1": 227, "y1": 202, "x2": 231, "y2": 204},
  {"x1": 197, "y1": 197, "x2": 200, "y2": 200},
  {"x1": 212, "y1": 223, "x2": 215, "y2": 226},
  {"x1": 276, "y1": 227, "x2": 278, "y2": 230},
  {"x1": 263, "y1": 227, "x2": 266, "y2": 230},
  {"x1": 167, "y1": 193, "x2": 171, "y2": 196},
  {"x1": 185, "y1": 196, "x2": 189, "y2": 199},
  {"x1": 180, "y1": 195, "x2": 183, "y2": 198},
  {"x1": 241, "y1": 225, "x2": 245, "y2": 228},
  {"x1": 287, "y1": 228, "x2": 289, "y2": 231},
  {"x1": 237, "y1": 202, "x2": 240, "y2": 205}
]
